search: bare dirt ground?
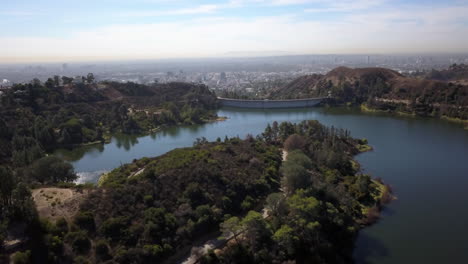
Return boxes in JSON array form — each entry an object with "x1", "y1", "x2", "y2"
[
  {"x1": 32, "y1": 187, "x2": 91, "y2": 222},
  {"x1": 453, "y1": 79, "x2": 468, "y2": 86}
]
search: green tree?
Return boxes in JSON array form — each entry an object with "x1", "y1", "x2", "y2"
[
  {"x1": 95, "y1": 239, "x2": 111, "y2": 261},
  {"x1": 273, "y1": 225, "x2": 298, "y2": 256},
  {"x1": 265, "y1": 193, "x2": 287, "y2": 218},
  {"x1": 278, "y1": 122, "x2": 294, "y2": 141},
  {"x1": 65, "y1": 231, "x2": 91, "y2": 254},
  {"x1": 143, "y1": 244, "x2": 164, "y2": 262},
  {"x1": 55, "y1": 217, "x2": 69, "y2": 236},
  {"x1": 61, "y1": 76, "x2": 73, "y2": 85},
  {"x1": 45, "y1": 78, "x2": 55, "y2": 89},
  {"x1": 74, "y1": 211, "x2": 95, "y2": 232},
  {"x1": 12, "y1": 250, "x2": 31, "y2": 264},
  {"x1": 53, "y1": 75, "x2": 60, "y2": 86},
  {"x1": 100, "y1": 217, "x2": 128, "y2": 241},
  {"x1": 240, "y1": 211, "x2": 271, "y2": 250},
  {"x1": 286, "y1": 150, "x2": 313, "y2": 170},
  {"x1": 86, "y1": 73, "x2": 95, "y2": 84},
  {"x1": 0, "y1": 118, "x2": 11, "y2": 138},
  {"x1": 280, "y1": 163, "x2": 310, "y2": 195},
  {"x1": 11, "y1": 183, "x2": 36, "y2": 222},
  {"x1": 28, "y1": 156, "x2": 77, "y2": 183},
  {"x1": 287, "y1": 190, "x2": 319, "y2": 220},
  {"x1": 220, "y1": 217, "x2": 243, "y2": 244},
  {"x1": 34, "y1": 116, "x2": 55, "y2": 149},
  {"x1": 262, "y1": 124, "x2": 273, "y2": 142},
  {"x1": 59, "y1": 118, "x2": 83, "y2": 144},
  {"x1": 0, "y1": 166, "x2": 15, "y2": 207}
]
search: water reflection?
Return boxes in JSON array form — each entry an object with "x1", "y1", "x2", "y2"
[
  {"x1": 354, "y1": 233, "x2": 390, "y2": 264},
  {"x1": 114, "y1": 133, "x2": 139, "y2": 151},
  {"x1": 55, "y1": 143, "x2": 105, "y2": 162}
]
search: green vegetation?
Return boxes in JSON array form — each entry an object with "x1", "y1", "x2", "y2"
[
  {"x1": 199, "y1": 121, "x2": 389, "y2": 263},
  {"x1": 0, "y1": 77, "x2": 218, "y2": 167},
  {"x1": 13, "y1": 120, "x2": 390, "y2": 263},
  {"x1": 0, "y1": 76, "x2": 218, "y2": 262},
  {"x1": 41, "y1": 135, "x2": 281, "y2": 263}
]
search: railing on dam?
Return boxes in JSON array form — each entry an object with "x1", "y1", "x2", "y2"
[{"x1": 217, "y1": 97, "x2": 326, "y2": 109}]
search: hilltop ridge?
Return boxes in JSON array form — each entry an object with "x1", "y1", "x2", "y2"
[{"x1": 270, "y1": 66, "x2": 468, "y2": 122}]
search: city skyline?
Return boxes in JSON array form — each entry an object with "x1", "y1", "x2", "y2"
[{"x1": 1, "y1": 0, "x2": 468, "y2": 63}]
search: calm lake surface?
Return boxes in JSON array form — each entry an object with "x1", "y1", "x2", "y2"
[{"x1": 55, "y1": 107, "x2": 468, "y2": 263}]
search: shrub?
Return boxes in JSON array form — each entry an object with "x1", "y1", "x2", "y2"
[
  {"x1": 65, "y1": 231, "x2": 91, "y2": 254},
  {"x1": 100, "y1": 217, "x2": 128, "y2": 241},
  {"x1": 73, "y1": 256, "x2": 91, "y2": 264},
  {"x1": 241, "y1": 196, "x2": 255, "y2": 211},
  {"x1": 95, "y1": 239, "x2": 111, "y2": 261},
  {"x1": 284, "y1": 134, "x2": 306, "y2": 152},
  {"x1": 12, "y1": 250, "x2": 31, "y2": 264},
  {"x1": 74, "y1": 211, "x2": 95, "y2": 232}
]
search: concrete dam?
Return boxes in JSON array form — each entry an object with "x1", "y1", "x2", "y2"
[{"x1": 218, "y1": 97, "x2": 325, "y2": 109}]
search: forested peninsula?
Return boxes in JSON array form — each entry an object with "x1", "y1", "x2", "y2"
[{"x1": 1, "y1": 119, "x2": 391, "y2": 263}]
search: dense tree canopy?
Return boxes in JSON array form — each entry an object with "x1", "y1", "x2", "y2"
[
  {"x1": 0, "y1": 77, "x2": 218, "y2": 168},
  {"x1": 13, "y1": 120, "x2": 391, "y2": 264}
]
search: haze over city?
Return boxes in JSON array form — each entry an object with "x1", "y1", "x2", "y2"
[{"x1": 2, "y1": 0, "x2": 468, "y2": 63}]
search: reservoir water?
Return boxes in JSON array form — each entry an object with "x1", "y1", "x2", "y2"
[{"x1": 55, "y1": 107, "x2": 468, "y2": 263}]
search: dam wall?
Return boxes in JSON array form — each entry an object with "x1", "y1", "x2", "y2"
[{"x1": 218, "y1": 97, "x2": 324, "y2": 109}]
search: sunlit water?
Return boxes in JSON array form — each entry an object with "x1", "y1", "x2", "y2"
[{"x1": 55, "y1": 107, "x2": 468, "y2": 263}]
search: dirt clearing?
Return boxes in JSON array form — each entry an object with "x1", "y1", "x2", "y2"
[{"x1": 32, "y1": 187, "x2": 91, "y2": 222}]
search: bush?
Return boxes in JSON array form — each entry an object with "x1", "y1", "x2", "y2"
[
  {"x1": 46, "y1": 235, "x2": 64, "y2": 257},
  {"x1": 143, "y1": 244, "x2": 164, "y2": 261},
  {"x1": 27, "y1": 156, "x2": 77, "y2": 183},
  {"x1": 66, "y1": 231, "x2": 91, "y2": 254},
  {"x1": 95, "y1": 239, "x2": 111, "y2": 261},
  {"x1": 73, "y1": 256, "x2": 91, "y2": 264},
  {"x1": 100, "y1": 217, "x2": 128, "y2": 241},
  {"x1": 241, "y1": 196, "x2": 255, "y2": 211},
  {"x1": 283, "y1": 134, "x2": 306, "y2": 152},
  {"x1": 13, "y1": 250, "x2": 31, "y2": 264},
  {"x1": 74, "y1": 211, "x2": 95, "y2": 232}
]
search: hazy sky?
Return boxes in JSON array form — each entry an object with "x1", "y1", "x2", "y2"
[{"x1": 1, "y1": 0, "x2": 468, "y2": 62}]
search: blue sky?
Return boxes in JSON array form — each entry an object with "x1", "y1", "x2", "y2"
[{"x1": 1, "y1": 0, "x2": 468, "y2": 62}]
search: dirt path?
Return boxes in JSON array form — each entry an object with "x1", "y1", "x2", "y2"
[
  {"x1": 130, "y1": 168, "x2": 145, "y2": 178},
  {"x1": 181, "y1": 238, "x2": 227, "y2": 264}
]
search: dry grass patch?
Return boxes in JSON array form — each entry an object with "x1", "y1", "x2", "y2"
[{"x1": 32, "y1": 187, "x2": 91, "y2": 222}]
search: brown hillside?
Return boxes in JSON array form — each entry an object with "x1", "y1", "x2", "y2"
[
  {"x1": 325, "y1": 66, "x2": 402, "y2": 86},
  {"x1": 426, "y1": 64, "x2": 468, "y2": 81},
  {"x1": 271, "y1": 67, "x2": 403, "y2": 99},
  {"x1": 274, "y1": 66, "x2": 468, "y2": 120},
  {"x1": 271, "y1": 74, "x2": 322, "y2": 99}
]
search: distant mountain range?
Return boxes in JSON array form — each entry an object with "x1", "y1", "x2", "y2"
[{"x1": 223, "y1": 50, "x2": 295, "y2": 57}]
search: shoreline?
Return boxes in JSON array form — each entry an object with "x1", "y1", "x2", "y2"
[
  {"x1": 55, "y1": 115, "x2": 227, "y2": 152},
  {"x1": 360, "y1": 103, "x2": 468, "y2": 128}
]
